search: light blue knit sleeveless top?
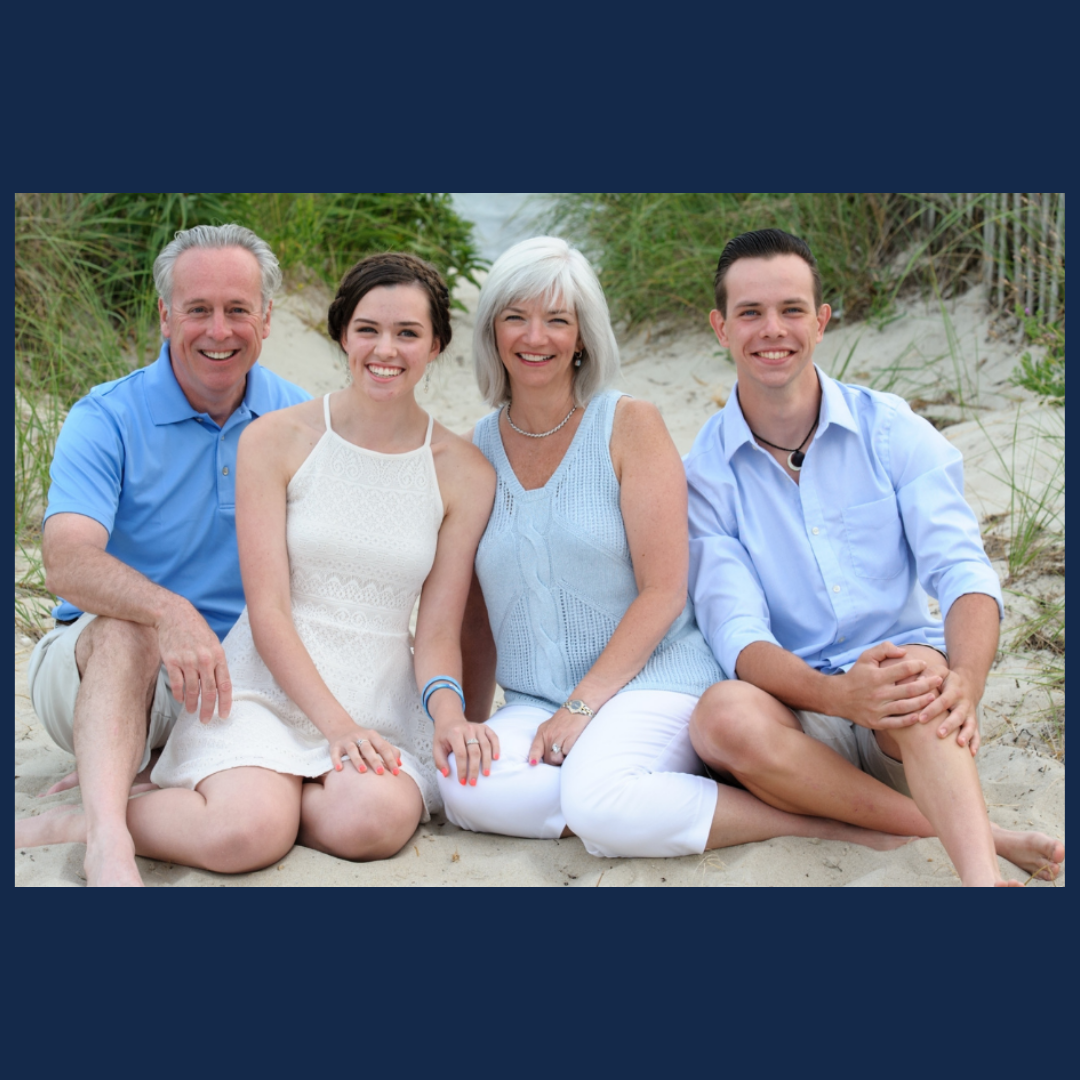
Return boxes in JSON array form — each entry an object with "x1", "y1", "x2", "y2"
[{"x1": 474, "y1": 389, "x2": 723, "y2": 713}]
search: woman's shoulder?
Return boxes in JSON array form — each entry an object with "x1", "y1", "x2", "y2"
[
  {"x1": 430, "y1": 419, "x2": 496, "y2": 512},
  {"x1": 240, "y1": 397, "x2": 326, "y2": 469},
  {"x1": 430, "y1": 420, "x2": 497, "y2": 480},
  {"x1": 608, "y1": 395, "x2": 679, "y2": 478}
]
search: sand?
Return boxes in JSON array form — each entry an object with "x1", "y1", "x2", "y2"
[{"x1": 14, "y1": 279, "x2": 1065, "y2": 886}]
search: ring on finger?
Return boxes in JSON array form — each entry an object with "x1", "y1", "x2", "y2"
[
  {"x1": 465, "y1": 738, "x2": 480, "y2": 747},
  {"x1": 356, "y1": 738, "x2": 369, "y2": 748},
  {"x1": 551, "y1": 743, "x2": 563, "y2": 755}
]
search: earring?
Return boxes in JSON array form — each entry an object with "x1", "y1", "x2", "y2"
[
  {"x1": 424, "y1": 365, "x2": 431, "y2": 391},
  {"x1": 573, "y1": 350, "x2": 584, "y2": 368}
]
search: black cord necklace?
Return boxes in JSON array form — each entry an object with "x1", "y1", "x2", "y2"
[{"x1": 748, "y1": 413, "x2": 819, "y2": 472}]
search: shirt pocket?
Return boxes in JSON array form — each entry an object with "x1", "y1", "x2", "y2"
[{"x1": 843, "y1": 494, "x2": 908, "y2": 579}]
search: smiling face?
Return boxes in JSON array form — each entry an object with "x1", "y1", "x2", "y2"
[
  {"x1": 341, "y1": 283, "x2": 440, "y2": 399},
  {"x1": 159, "y1": 245, "x2": 271, "y2": 424},
  {"x1": 709, "y1": 253, "x2": 831, "y2": 400},
  {"x1": 494, "y1": 295, "x2": 583, "y2": 397}
]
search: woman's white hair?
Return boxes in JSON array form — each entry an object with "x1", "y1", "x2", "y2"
[
  {"x1": 474, "y1": 236, "x2": 620, "y2": 408},
  {"x1": 154, "y1": 223, "x2": 281, "y2": 314}
]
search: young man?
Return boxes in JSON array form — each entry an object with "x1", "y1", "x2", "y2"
[
  {"x1": 685, "y1": 229, "x2": 1063, "y2": 886},
  {"x1": 17, "y1": 224, "x2": 310, "y2": 886}
]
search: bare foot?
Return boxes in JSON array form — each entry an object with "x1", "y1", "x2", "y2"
[
  {"x1": 39, "y1": 753, "x2": 161, "y2": 798},
  {"x1": 40, "y1": 769, "x2": 81, "y2": 797},
  {"x1": 992, "y1": 825, "x2": 1065, "y2": 881},
  {"x1": 84, "y1": 827, "x2": 144, "y2": 887},
  {"x1": 995, "y1": 880, "x2": 1024, "y2": 887},
  {"x1": 15, "y1": 805, "x2": 86, "y2": 849}
]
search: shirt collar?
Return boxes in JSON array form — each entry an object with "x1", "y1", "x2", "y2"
[
  {"x1": 144, "y1": 342, "x2": 274, "y2": 426},
  {"x1": 145, "y1": 343, "x2": 202, "y2": 426},
  {"x1": 720, "y1": 366, "x2": 858, "y2": 461}
]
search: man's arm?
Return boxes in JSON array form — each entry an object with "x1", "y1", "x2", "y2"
[
  {"x1": 734, "y1": 639, "x2": 942, "y2": 730},
  {"x1": 43, "y1": 513, "x2": 230, "y2": 721}
]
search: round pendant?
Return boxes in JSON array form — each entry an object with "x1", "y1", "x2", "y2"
[{"x1": 788, "y1": 450, "x2": 805, "y2": 471}]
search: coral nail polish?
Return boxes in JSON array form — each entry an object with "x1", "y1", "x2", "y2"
[
  {"x1": 376, "y1": 766, "x2": 384, "y2": 775},
  {"x1": 469, "y1": 778, "x2": 477, "y2": 787},
  {"x1": 460, "y1": 777, "x2": 467, "y2": 786},
  {"x1": 483, "y1": 769, "x2": 490, "y2": 777},
  {"x1": 530, "y1": 758, "x2": 538, "y2": 766}
]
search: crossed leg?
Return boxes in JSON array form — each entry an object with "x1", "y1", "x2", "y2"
[{"x1": 691, "y1": 680, "x2": 1064, "y2": 886}]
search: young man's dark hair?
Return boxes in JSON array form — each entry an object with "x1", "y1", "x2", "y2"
[{"x1": 713, "y1": 229, "x2": 823, "y2": 315}]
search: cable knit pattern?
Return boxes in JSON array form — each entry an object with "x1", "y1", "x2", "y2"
[
  {"x1": 153, "y1": 396, "x2": 444, "y2": 819},
  {"x1": 474, "y1": 390, "x2": 723, "y2": 713}
]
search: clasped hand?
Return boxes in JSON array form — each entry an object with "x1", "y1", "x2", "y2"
[{"x1": 839, "y1": 642, "x2": 979, "y2": 755}]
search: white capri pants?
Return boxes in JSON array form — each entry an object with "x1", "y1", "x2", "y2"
[{"x1": 438, "y1": 690, "x2": 719, "y2": 858}]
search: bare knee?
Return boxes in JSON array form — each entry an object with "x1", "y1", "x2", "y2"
[
  {"x1": 301, "y1": 784, "x2": 419, "y2": 862},
  {"x1": 690, "y1": 682, "x2": 777, "y2": 772},
  {"x1": 202, "y1": 798, "x2": 299, "y2": 874},
  {"x1": 78, "y1": 618, "x2": 160, "y2": 687}
]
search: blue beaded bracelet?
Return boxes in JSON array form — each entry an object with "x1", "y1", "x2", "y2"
[{"x1": 421, "y1": 676, "x2": 466, "y2": 723}]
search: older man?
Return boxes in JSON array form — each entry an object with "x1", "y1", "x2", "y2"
[
  {"x1": 20, "y1": 224, "x2": 309, "y2": 886},
  {"x1": 685, "y1": 228, "x2": 1064, "y2": 886}
]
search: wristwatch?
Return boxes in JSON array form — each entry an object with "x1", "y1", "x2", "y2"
[{"x1": 560, "y1": 698, "x2": 595, "y2": 718}]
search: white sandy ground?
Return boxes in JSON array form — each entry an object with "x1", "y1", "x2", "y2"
[{"x1": 15, "y1": 280, "x2": 1065, "y2": 886}]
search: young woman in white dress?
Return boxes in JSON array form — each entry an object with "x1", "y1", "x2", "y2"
[{"x1": 24, "y1": 254, "x2": 498, "y2": 873}]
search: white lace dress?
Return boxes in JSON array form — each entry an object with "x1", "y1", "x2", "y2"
[{"x1": 152, "y1": 396, "x2": 444, "y2": 819}]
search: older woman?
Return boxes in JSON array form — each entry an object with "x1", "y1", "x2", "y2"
[{"x1": 441, "y1": 236, "x2": 895, "y2": 857}]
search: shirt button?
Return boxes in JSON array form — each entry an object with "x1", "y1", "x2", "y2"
[
  {"x1": 833, "y1": 585, "x2": 841, "y2": 593},
  {"x1": 812, "y1": 527, "x2": 820, "y2": 535},
  {"x1": 222, "y1": 466, "x2": 230, "y2": 476},
  {"x1": 838, "y1": 636, "x2": 845, "y2": 643},
  {"x1": 221, "y1": 435, "x2": 225, "y2": 442}
]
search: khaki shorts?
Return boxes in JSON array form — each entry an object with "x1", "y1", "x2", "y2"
[
  {"x1": 27, "y1": 613, "x2": 181, "y2": 774},
  {"x1": 795, "y1": 709, "x2": 911, "y2": 798}
]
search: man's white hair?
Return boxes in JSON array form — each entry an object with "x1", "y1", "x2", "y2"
[{"x1": 153, "y1": 223, "x2": 281, "y2": 313}]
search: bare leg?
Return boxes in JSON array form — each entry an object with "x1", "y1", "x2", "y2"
[
  {"x1": 16, "y1": 767, "x2": 302, "y2": 875},
  {"x1": 880, "y1": 720, "x2": 999, "y2": 886},
  {"x1": 692, "y1": 683, "x2": 1062, "y2": 885},
  {"x1": 300, "y1": 768, "x2": 424, "y2": 862},
  {"x1": 70, "y1": 618, "x2": 161, "y2": 887},
  {"x1": 706, "y1": 784, "x2": 911, "y2": 853}
]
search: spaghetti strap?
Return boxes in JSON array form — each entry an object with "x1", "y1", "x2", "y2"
[
  {"x1": 423, "y1": 412, "x2": 435, "y2": 447},
  {"x1": 323, "y1": 393, "x2": 333, "y2": 433}
]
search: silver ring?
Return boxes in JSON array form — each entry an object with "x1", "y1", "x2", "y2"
[
  {"x1": 356, "y1": 738, "x2": 369, "y2": 748},
  {"x1": 465, "y1": 739, "x2": 480, "y2": 746},
  {"x1": 551, "y1": 743, "x2": 563, "y2": 755}
]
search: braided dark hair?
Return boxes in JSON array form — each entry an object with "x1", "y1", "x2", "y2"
[{"x1": 327, "y1": 252, "x2": 452, "y2": 353}]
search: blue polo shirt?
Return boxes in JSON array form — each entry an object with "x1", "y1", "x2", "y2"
[{"x1": 45, "y1": 343, "x2": 310, "y2": 638}]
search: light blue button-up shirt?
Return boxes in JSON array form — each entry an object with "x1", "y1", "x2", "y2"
[
  {"x1": 685, "y1": 369, "x2": 1003, "y2": 679},
  {"x1": 45, "y1": 343, "x2": 310, "y2": 638}
]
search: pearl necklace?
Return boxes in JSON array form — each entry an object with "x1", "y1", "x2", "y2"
[{"x1": 504, "y1": 402, "x2": 578, "y2": 439}]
